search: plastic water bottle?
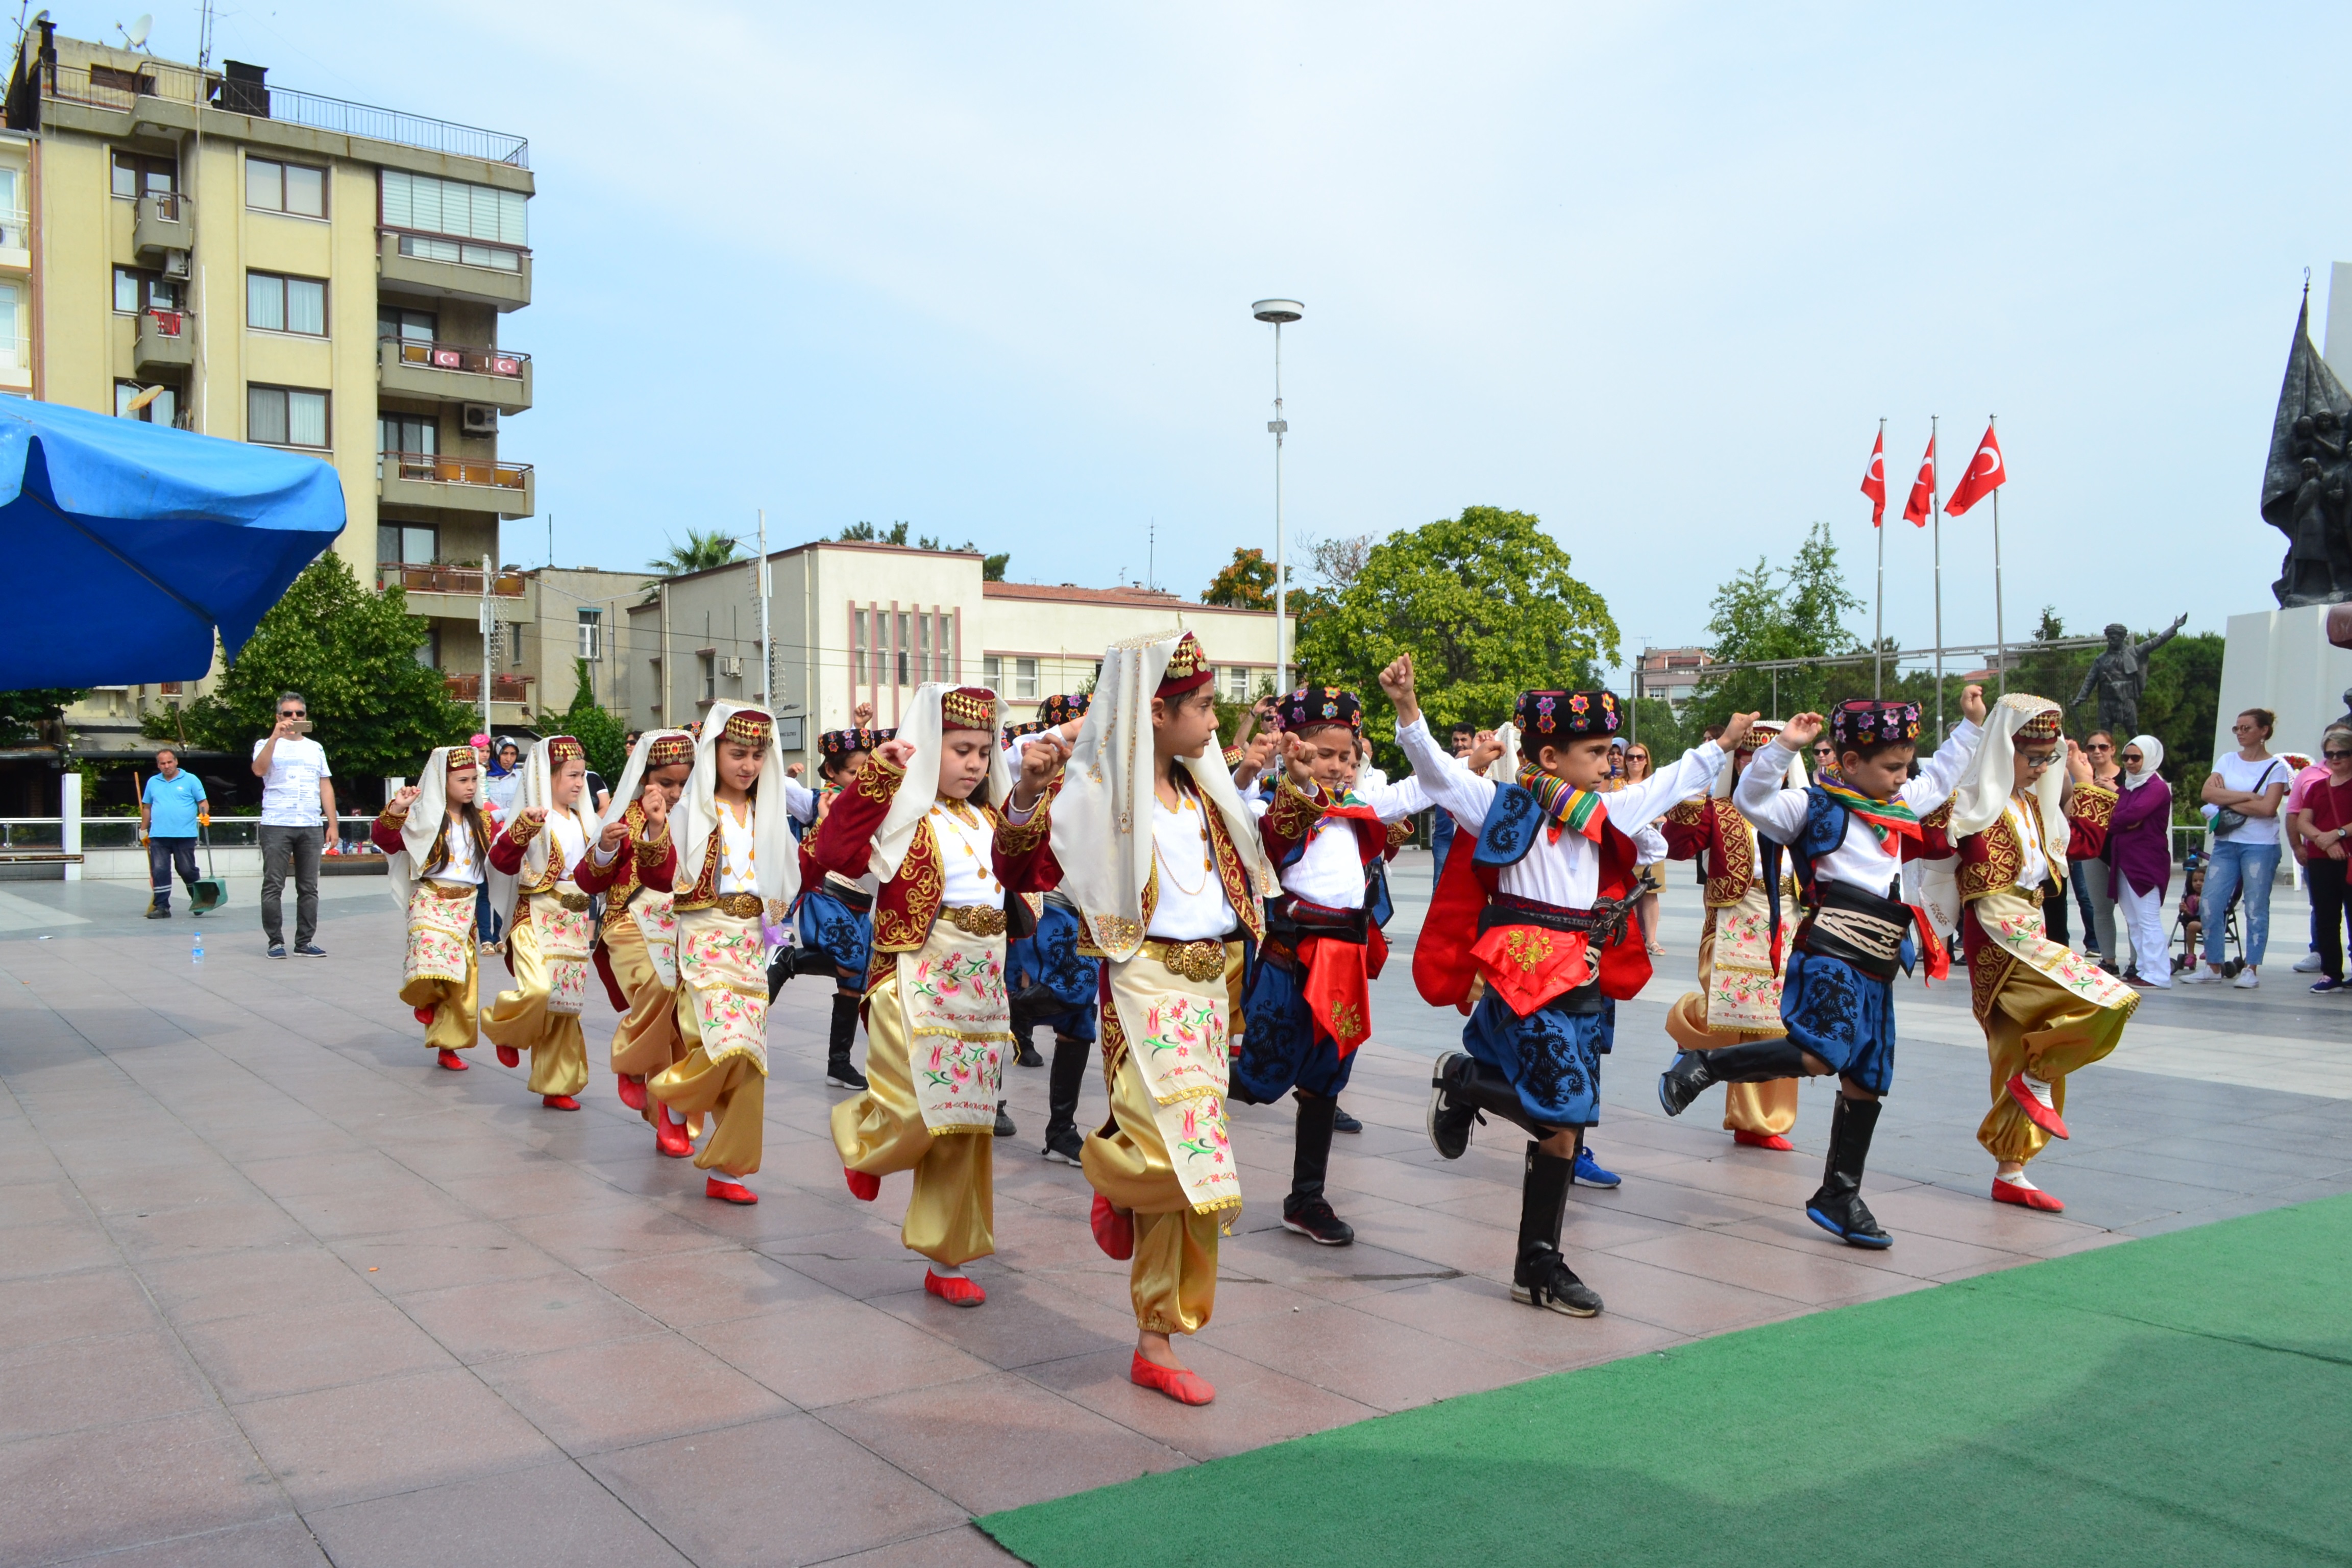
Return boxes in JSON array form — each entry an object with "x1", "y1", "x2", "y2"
[{"x1": 191, "y1": 930, "x2": 203, "y2": 968}]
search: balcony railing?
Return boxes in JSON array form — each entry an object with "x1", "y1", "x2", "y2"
[
  {"x1": 379, "y1": 563, "x2": 527, "y2": 598},
  {"x1": 389, "y1": 231, "x2": 525, "y2": 274},
  {"x1": 382, "y1": 337, "x2": 527, "y2": 377},
  {"x1": 0, "y1": 207, "x2": 26, "y2": 250},
  {"x1": 37, "y1": 59, "x2": 528, "y2": 167},
  {"x1": 144, "y1": 308, "x2": 186, "y2": 339},
  {"x1": 444, "y1": 673, "x2": 533, "y2": 703},
  {"x1": 378, "y1": 453, "x2": 532, "y2": 492}
]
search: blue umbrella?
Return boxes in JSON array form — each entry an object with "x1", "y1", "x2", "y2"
[{"x1": 0, "y1": 396, "x2": 346, "y2": 688}]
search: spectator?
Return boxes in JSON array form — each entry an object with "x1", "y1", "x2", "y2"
[
  {"x1": 139, "y1": 747, "x2": 207, "y2": 919},
  {"x1": 1809, "y1": 736, "x2": 1837, "y2": 779},
  {"x1": 2187, "y1": 708, "x2": 2291, "y2": 988},
  {"x1": 2070, "y1": 731, "x2": 2123, "y2": 971},
  {"x1": 2283, "y1": 750, "x2": 2330, "y2": 973},
  {"x1": 1429, "y1": 722, "x2": 1477, "y2": 878},
  {"x1": 2111, "y1": 735, "x2": 2173, "y2": 986},
  {"x1": 1619, "y1": 741, "x2": 1667, "y2": 955},
  {"x1": 2292, "y1": 725, "x2": 2352, "y2": 993},
  {"x1": 477, "y1": 737, "x2": 523, "y2": 953},
  {"x1": 251, "y1": 693, "x2": 333, "y2": 958}
]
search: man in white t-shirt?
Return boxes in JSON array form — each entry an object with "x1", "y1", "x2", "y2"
[{"x1": 251, "y1": 691, "x2": 336, "y2": 959}]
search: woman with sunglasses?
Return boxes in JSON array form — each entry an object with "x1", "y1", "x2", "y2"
[
  {"x1": 2292, "y1": 726, "x2": 2352, "y2": 992},
  {"x1": 2068, "y1": 733, "x2": 2123, "y2": 972},
  {"x1": 1620, "y1": 743, "x2": 1668, "y2": 957}
]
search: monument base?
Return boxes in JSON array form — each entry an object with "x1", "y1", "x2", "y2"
[{"x1": 2214, "y1": 603, "x2": 2352, "y2": 761}]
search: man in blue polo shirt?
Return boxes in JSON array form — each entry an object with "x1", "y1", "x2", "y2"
[{"x1": 140, "y1": 748, "x2": 208, "y2": 918}]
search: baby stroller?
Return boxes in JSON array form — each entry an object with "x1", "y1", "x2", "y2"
[{"x1": 2171, "y1": 850, "x2": 2246, "y2": 977}]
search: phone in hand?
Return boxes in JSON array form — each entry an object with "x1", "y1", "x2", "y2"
[{"x1": 285, "y1": 718, "x2": 313, "y2": 737}]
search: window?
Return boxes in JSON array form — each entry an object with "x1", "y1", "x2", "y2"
[
  {"x1": 109, "y1": 151, "x2": 175, "y2": 199},
  {"x1": 246, "y1": 157, "x2": 325, "y2": 218},
  {"x1": 112, "y1": 266, "x2": 179, "y2": 315},
  {"x1": 1014, "y1": 658, "x2": 1040, "y2": 700},
  {"x1": 510, "y1": 623, "x2": 528, "y2": 667},
  {"x1": 380, "y1": 169, "x2": 527, "y2": 247},
  {"x1": 983, "y1": 655, "x2": 1002, "y2": 691},
  {"x1": 249, "y1": 385, "x2": 328, "y2": 448},
  {"x1": 577, "y1": 608, "x2": 603, "y2": 662},
  {"x1": 698, "y1": 652, "x2": 717, "y2": 703},
  {"x1": 0, "y1": 282, "x2": 20, "y2": 369},
  {"x1": 248, "y1": 272, "x2": 326, "y2": 336},
  {"x1": 391, "y1": 523, "x2": 437, "y2": 564},
  {"x1": 937, "y1": 612, "x2": 956, "y2": 682},
  {"x1": 378, "y1": 306, "x2": 435, "y2": 345},
  {"x1": 1227, "y1": 664, "x2": 1250, "y2": 701},
  {"x1": 852, "y1": 608, "x2": 870, "y2": 684},
  {"x1": 895, "y1": 611, "x2": 911, "y2": 687},
  {"x1": 113, "y1": 379, "x2": 178, "y2": 427},
  {"x1": 415, "y1": 629, "x2": 440, "y2": 669},
  {"x1": 378, "y1": 415, "x2": 436, "y2": 455},
  {"x1": 917, "y1": 612, "x2": 932, "y2": 684}
]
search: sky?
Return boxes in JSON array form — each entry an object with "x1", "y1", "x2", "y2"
[{"x1": 92, "y1": 2, "x2": 2352, "y2": 679}]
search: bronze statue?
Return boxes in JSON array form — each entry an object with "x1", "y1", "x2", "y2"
[
  {"x1": 2073, "y1": 616, "x2": 2188, "y2": 738},
  {"x1": 2261, "y1": 295, "x2": 2352, "y2": 605}
]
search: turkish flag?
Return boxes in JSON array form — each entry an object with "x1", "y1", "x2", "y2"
[
  {"x1": 1901, "y1": 433, "x2": 1936, "y2": 527},
  {"x1": 1944, "y1": 424, "x2": 2006, "y2": 518},
  {"x1": 1860, "y1": 432, "x2": 1887, "y2": 527}
]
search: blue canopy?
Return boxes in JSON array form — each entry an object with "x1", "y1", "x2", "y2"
[{"x1": 0, "y1": 396, "x2": 345, "y2": 688}]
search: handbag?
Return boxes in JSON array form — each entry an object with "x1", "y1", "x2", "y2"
[{"x1": 2210, "y1": 760, "x2": 2284, "y2": 837}]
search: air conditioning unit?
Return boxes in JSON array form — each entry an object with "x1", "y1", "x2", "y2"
[
  {"x1": 460, "y1": 403, "x2": 499, "y2": 435},
  {"x1": 718, "y1": 655, "x2": 744, "y2": 677},
  {"x1": 160, "y1": 249, "x2": 191, "y2": 280}
]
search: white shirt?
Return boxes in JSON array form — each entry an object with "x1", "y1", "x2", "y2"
[
  {"x1": 1399, "y1": 716, "x2": 1723, "y2": 909},
  {"x1": 779, "y1": 775, "x2": 819, "y2": 826},
  {"x1": 2006, "y1": 799, "x2": 2051, "y2": 892},
  {"x1": 715, "y1": 801, "x2": 755, "y2": 895},
  {"x1": 1734, "y1": 722, "x2": 1982, "y2": 897},
  {"x1": 544, "y1": 806, "x2": 591, "y2": 886},
  {"x1": 2214, "y1": 752, "x2": 2290, "y2": 845},
  {"x1": 930, "y1": 802, "x2": 1006, "y2": 909},
  {"x1": 1149, "y1": 791, "x2": 1238, "y2": 940},
  {"x1": 252, "y1": 736, "x2": 331, "y2": 827},
  {"x1": 1271, "y1": 775, "x2": 1430, "y2": 911},
  {"x1": 436, "y1": 818, "x2": 482, "y2": 886}
]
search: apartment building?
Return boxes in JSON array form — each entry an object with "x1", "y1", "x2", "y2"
[
  {"x1": 625, "y1": 544, "x2": 1289, "y2": 768},
  {"x1": 1636, "y1": 644, "x2": 1713, "y2": 712},
  {"x1": 4, "y1": 22, "x2": 538, "y2": 750}
]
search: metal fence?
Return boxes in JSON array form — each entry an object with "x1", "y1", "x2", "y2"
[{"x1": 1, "y1": 817, "x2": 390, "y2": 851}]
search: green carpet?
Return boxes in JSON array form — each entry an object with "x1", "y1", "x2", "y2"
[{"x1": 978, "y1": 1196, "x2": 2352, "y2": 1567}]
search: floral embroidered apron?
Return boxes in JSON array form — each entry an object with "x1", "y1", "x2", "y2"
[
  {"x1": 531, "y1": 886, "x2": 594, "y2": 1017},
  {"x1": 1107, "y1": 948, "x2": 1241, "y2": 1214},
  {"x1": 898, "y1": 918, "x2": 1013, "y2": 1133},
  {"x1": 676, "y1": 908, "x2": 769, "y2": 1069},
  {"x1": 403, "y1": 882, "x2": 475, "y2": 987}
]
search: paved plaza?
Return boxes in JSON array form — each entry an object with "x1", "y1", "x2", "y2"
[{"x1": 3, "y1": 855, "x2": 2348, "y2": 1566}]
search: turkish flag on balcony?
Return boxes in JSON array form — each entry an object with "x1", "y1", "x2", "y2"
[
  {"x1": 1859, "y1": 431, "x2": 1887, "y2": 526},
  {"x1": 1944, "y1": 424, "x2": 2006, "y2": 518},
  {"x1": 1901, "y1": 432, "x2": 1936, "y2": 527}
]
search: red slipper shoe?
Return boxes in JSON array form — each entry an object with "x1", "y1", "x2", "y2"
[
  {"x1": 542, "y1": 1094, "x2": 580, "y2": 1111},
  {"x1": 654, "y1": 1105, "x2": 692, "y2": 1158},
  {"x1": 2004, "y1": 1073, "x2": 2069, "y2": 1140},
  {"x1": 845, "y1": 1167, "x2": 880, "y2": 1202},
  {"x1": 436, "y1": 1048, "x2": 469, "y2": 1071},
  {"x1": 1993, "y1": 1177, "x2": 2065, "y2": 1212},
  {"x1": 924, "y1": 1269, "x2": 986, "y2": 1307},
  {"x1": 414, "y1": 1005, "x2": 437, "y2": 1026},
  {"x1": 496, "y1": 1045, "x2": 520, "y2": 1069},
  {"x1": 1733, "y1": 1130, "x2": 1795, "y2": 1150},
  {"x1": 1130, "y1": 1351, "x2": 1214, "y2": 1405},
  {"x1": 706, "y1": 1176, "x2": 758, "y2": 1205},
  {"x1": 1091, "y1": 1193, "x2": 1134, "y2": 1260},
  {"x1": 617, "y1": 1074, "x2": 647, "y2": 1111}
]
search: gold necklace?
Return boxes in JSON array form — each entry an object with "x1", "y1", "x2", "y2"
[
  {"x1": 1153, "y1": 792, "x2": 1212, "y2": 896},
  {"x1": 935, "y1": 803, "x2": 999, "y2": 889}
]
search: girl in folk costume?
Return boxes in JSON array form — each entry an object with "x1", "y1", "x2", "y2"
[
  {"x1": 1235, "y1": 685, "x2": 1430, "y2": 1246},
  {"x1": 650, "y1": 703, "x2": 799, "y2": 1205},
  {"x1": 1913, "y1": 695, "x2": 2136, "y2": 1212},
  {"x1": 821, "y1": 684, "x2": 1068, "y2": 1306},
  {"x1": 483, "y1": 736, "x2": 603, "y2": 1110},
  {"x1": 1006, "y1": 692, "x2": 1105, "y2": 1164},
  {"x1": 1391, "y1": 657, "x2": 1749, "y2": 1319},
  {"x1": 1657, "y1": 721, "x2": 1808, "y2": 1150},
  {"x1": 797, "y1": 719, "x2": 889, "y2": 1091},
  {"x1": 1661, "y1": 690, "x2": 1988, "y2": 1248},
  {"x1": 375, "y1": 745, "x2": 492, "y2": 1071},
  {"x1": 1058, "y1": 634, "x2": 1278, "y2": 1405},
  {"x1": 577, "y1": 730, "x2": 690, "y2": 1153}
]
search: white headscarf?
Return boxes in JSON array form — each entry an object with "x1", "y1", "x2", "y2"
[
  {"x1": 1918, "y1": 694, "x2": 2070, "y2": 935},
  {"x1": 2121, "y1": 733, "x2": 2165, "y2": 790},
  {"x1": 487, "y1": 735, "x2": 602, "y2": 930},
  {"x1": 1484, "y1": 721, "x2": 1522, "y2": 782},
  {"x1": 387, "y1": 745, "x2": 477, "y2": 909},
  {"x1": 868, "y1": 683, "x2": 1016, "y2": 885},
  {"x1": 674, "y1": 703, "x2": 799, "y2": 911},
  {"x1": 609, "y1": 728, "x2": 693, "y2": 820},
  {"x1": 1050, "y1": 631, "x2": 1276, "y2": 960}
]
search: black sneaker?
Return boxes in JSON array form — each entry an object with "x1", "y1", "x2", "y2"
[
  {"x1": 1804, "y1": 1188, "x2": 1893, "y2": 1250},
  {"x1": 993, "y1": 1101, "x2": 1016, "y2": 1138},
  {"x1": 145, "y1": 906, "x2": 170, "y2": 919},
  {"x1": 293, "y1": 943, "x2": 327, "y2": 958},
  {"x1": 826, "y1": 1058, "x2": 868, "y2": 1090},
  {"x1": 1511, "y1": 1249, "x2": 1603, "y2": 1316},
  {"x1": 1331, "y1": 1105, "x2": 1363, "y2": 1134},
  {"x1": 1042, "y1": 1124, "x2": 1084, "y2": 1165},
  {"x1": 1280, "y1": 1195, "x2": 1355, "y2": 1245},
  {"x1": 1426, "y1": 1052, "x2": 1482, "y2": 1160},
  {"x1": 266, "y1": 943, "x2": 288, "y2": 959},
  {"x1": 1015, "y1": 1038, "x2": 1045, "y2": 1068}
]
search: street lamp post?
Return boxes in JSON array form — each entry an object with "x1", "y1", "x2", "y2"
[{"x1": 1252, "y1": 299, "x2": 1302, "y2": 690}]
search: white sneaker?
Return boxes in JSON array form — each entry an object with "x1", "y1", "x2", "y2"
[
  {"x1": 2233, "y1": 968, "x2": 2260, "y2": 990},
  {"x1": 2178, "y1": 966, "x2": 2225, "y2": 985},
  {"x1": 2294, "y1": 951, "x2": 2324, "y2": 973}
]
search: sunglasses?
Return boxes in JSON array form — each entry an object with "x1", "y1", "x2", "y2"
[
  {"x1": 2328, "y1": 751, "x2": 2352, "y2": 761},
  {"x1": 280, "y1": 709, "x2": 306, "y2": 718},
  {"x1": 2087, "y1": 742, "x2": 2112, "y2": 751},
  {"x1": 2122, "y1": 753, "x2": 2144, "y2": 764}
]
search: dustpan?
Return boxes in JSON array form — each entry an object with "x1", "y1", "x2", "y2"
[{"x1": 188, "y1": 817, "x2": 226, "y2": 914}]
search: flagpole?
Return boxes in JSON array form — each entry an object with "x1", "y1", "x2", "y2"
[
  {"x1": 1874, "y1": 416, "x2": 1885, "y2": 699},
  {"x1": 1990, "y1": 414, "x2": 2005, "y2": 698},
  {"x1": 1931, "y1": 413, "x2": 1943, "y2": 739}
]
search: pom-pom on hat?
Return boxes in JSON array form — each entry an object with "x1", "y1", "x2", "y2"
[
  {"x1": 1829, "y1": 700, "x2": 1921, "y2": 750},
  {"x1": 1514, "y1": 688, "x2": 1620, "y2": 740},
  {"x1": 1039, "y1": 693, "x2": 1090, "y2": 727},
  {"x1": 940, "y1": 687, "x2": 996, "y2": 733},
  {"x1": 1156, "y1": 631, "x2": 1212, "y2": 697},
  {"x1": 1275, "y1": 685, "x2": 1363, "y2": 736}
]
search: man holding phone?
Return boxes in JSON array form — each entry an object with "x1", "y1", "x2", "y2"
[{"x1": 252, "y1": 692, "x2": 335, "y2": 959}]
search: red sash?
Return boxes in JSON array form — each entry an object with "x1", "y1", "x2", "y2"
[{"x1": 1297, "y1": 934, "x2": 1373, "y2": 1054}]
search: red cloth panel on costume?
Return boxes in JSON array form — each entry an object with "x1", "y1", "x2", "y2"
[
  {"x1": 1297, "y1": 935, "x2": 1372, "y2": 1055},
  {"x1": 1468, "y1": 922, "x2": 1596, "y2": 1017}
]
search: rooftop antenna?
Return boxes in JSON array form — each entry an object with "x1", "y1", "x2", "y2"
[
  {"x1": 118, "y1": 11, "x2": 148, "y2": 48},
  {"x1": 197, "y1": 0, "x2": 212, "y2": 71}
]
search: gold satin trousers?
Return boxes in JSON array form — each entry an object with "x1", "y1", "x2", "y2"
[
  {"x1": 829, "y1": 966, "x2": 994, "y2": 1267},
  {"x1": 481, "y1": 905, "x2": 589, "y2": 1097},
  {"x1": 604, "y1": 913, "x2": 685, "y2": 1125},
  {"x1": 1082, "y1": 1035, "x2": 1221, "y2": 1337},
  {"x1": 399, "y1": 939, "x2": 478, "y2": 1053},
  {"x1": 1977, "y1": 963, "x2": 2127, "y2": 1166}
]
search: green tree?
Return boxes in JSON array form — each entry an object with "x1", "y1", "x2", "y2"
[
  {"x1": 982, "y1": 553, "x2": 1010, "y2": 582},
  {"x1": 647, "y1": 528, "x2": 743, "y2": 575},
  {"x1": 552, "y1": 656, "x2": 629, "y2": 783},
  {"x1": 1293, "y1": 506, "x2": 1619, "y2": 757},
  {"x1": 1683, "y1": 522, "x2": 1865, "y2": 727},
  {"x1": 0, "y1": 688, "x2": 87, "y2": 748},
  {"x1": 1201, "y1": 546, "x2": 1315, "y2": 616},
  {"x1": 146, "y1": 555, "x2": 475, "y2": 778},
  {"x1": 838, "y1": 520, "x2": 911, "y2": 546}
]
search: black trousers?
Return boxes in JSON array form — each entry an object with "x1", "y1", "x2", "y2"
[
  {"x1": 2311, "y1": 856, "x2": 2348, "y2": 981},
  {"x1": 259, "y1": 825, "x2": 322, "y2": 946},
  {"x1": 148, "y1": 837, "x2": 198, "y2": 900},
  {"x1": 2042, "y1": 880, "x2": 2070, "y2": 947}
]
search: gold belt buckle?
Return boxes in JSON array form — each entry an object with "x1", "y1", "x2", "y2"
[
  {"x1": 553, "y1": 890, "x2": 591, "y2": 913},
  {"x1": 942, "y1": 903, "x2": 1008, "y2": 937},
  {"x1": 714, "y1": 892, "x2": 764, "y2": 918},
  {"x1": 428, "y1": 879, "x2": 474, "y2": 899},
  {"x1": 1158, "y1": 938, "x2": 1227, "y2": 983}
]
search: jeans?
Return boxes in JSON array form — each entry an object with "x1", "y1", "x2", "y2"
[
  {"x1": 1430, "y1": 808, "x2": 1456, "y2": 881},
  {"x1": 147, "y1": 837, "x2": 198, "y2": 907},
  {"x1": 474, "y1": 882, "x2": 503, "y2": 946},
  {"x1": 2202, "y1": 839, "x2": 2281, "y2": 968},
  {"x1": 2072, "y1": 856, "x2": 2118, "y2": 966},
  {"x1": 259, "y1": 824, "x2": 322, "y2": 947}
]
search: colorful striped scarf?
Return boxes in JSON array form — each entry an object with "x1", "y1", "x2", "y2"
[
  {"x1": 1817, "y1": 780, "x2": 1921, "y2": 849},
  {"x1": 1518, "y1": 765, "x2": 1610, "y2": 843}
]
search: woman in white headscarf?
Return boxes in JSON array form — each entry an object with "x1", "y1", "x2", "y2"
[
  {"x1": 482, "y1": 736, "x2": 602, "y2": 1110},
  {"x1": 1919, "y1": 694, "x2": 2139, "y2": 1213},
  {"x1": 578, "y1": 730, "x2": 691, "y2": 1153},
  {"x1": 2109, "y1": 732, "x2": 2174, "y2": 989},
  {"x1": 373, "y1": 744, "x2": 491, "y2": 1071}
]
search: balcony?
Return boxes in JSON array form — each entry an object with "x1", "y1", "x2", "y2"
[
  {"x1": 378, "y1": 337, "x2": 531, "y2": 414},
  {"x1": 378, "y1": 562, "x2": 527, "y2": 598},
  {"x1": 378, "y1": 230, "x2": 531, "y2": 311},
  {"x1": 133, "y1": 308, "x2": 193, "y2": 373},
  {"x1": 377, "y1": 451, "x2": 534, "y2": 518},
  {"x1": 444, "y1": 673, "x2": 534, "y2": 704},
  {"x1": 0, "y1": 207, "x2": 27, "y2": 272},
  {"x1": 133, "y1": 191, "x2": 190, "y2": 259}
]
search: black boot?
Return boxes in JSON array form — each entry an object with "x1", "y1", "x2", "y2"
[
  {"x1": 825, "y1": 992, "x2": 867, "y2": 1090},
  {"x1": 1014, "y1": 1028, "x2": 1046, "y2": 1069},
  {"x1": 1281, "y1": 1095, "x2": 1354, "y2": 1245},
  {"x1": 993, "y1": 1099, "x2": 1016, "y2": 1138},
  {"x1": 1805, "y1": 1094, "x2": 1891, "y2": 1249},
  {"x1": 1041, "y1": 1032, "x2": 1087, "y2": 1165},
  {"x1": 1511, "y1": 1141, "x2": 1602, "y2": 1316},
  {"x1": 1657, "y1": 1038, "x2": 1808, "y2": 1118}
]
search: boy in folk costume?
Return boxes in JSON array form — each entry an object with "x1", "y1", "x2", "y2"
[
  {"x1": 376, "y1": 745, "x2": 492, "y2": 1071},
  {"x1": 483, "y1": 736, "x2": 603, "y2": 1111},
  {"x1": 1392, "y1": 658, "x2": 1750, "y2": 1318},
  {"x1": 1006, "y1": 692, "x2": 1105, "y2": 1161},
  {"x1": 649, "y1": 703, "x2": 799, "y2": 1205},
  {"x1": 1657, "y1": 720, "x2": 1807, "y2": 1150},
  {"x1": 1660, "y1": 690, "x2": 1987, "y2": 1248},
  {"x1": 1913, "y1": 694, "x2": 2135, "y2": 1213},
  {"x1": 1234, "y1": 685, "x2": 1429, "y2": 1245},
  {"x1": 577, "y1": 731, "x2": 690, "y2": 1154},
  {"x1": 1056, "y1": 632, "x2": 1276, "y2": 1405},
  {"x1": 822, "y1": 684, "x2": 1068, "y2": 1305},
  {"x1": 797, "y1": 722, "x2": 889, "y2": 1091}
]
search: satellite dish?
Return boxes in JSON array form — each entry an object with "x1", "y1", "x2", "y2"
[
  {"x1": 124, "y1": 13, "x2": 152, "y2": 47},
  {"x1": 123, "y1": 383, "x2": 164, "y2": 413}
]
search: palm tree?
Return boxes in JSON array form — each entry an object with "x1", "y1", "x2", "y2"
[{"x1": 647, "y1": 527, "x2": 744, "y2": 577}]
